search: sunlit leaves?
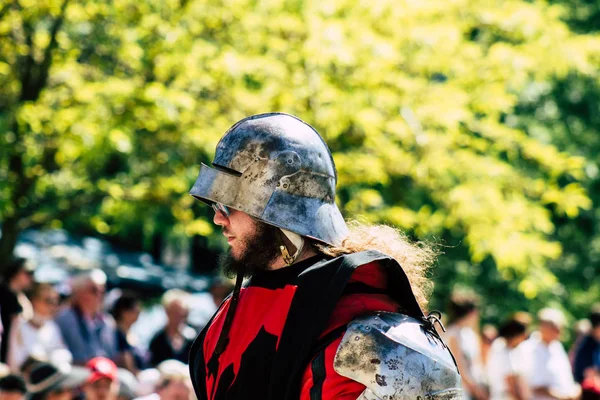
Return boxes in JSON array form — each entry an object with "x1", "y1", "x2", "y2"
[{"x1": 0, "y1": 0, "x2": 598, "y2": 313}]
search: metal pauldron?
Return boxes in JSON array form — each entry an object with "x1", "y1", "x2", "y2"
[{"x1": 333, "y1": 312, "x2": 463, "y2": 400}]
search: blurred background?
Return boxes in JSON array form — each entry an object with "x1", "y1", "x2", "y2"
[{"x1": 1, "y1": 0, "x2": 600, "y2": 398}]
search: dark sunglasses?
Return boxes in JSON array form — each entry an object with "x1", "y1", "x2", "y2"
[{"x1": 212, "y1": 202, "x2": 230, "y2": 217}]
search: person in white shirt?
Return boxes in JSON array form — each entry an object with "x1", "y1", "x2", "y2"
[
  {"x1": 444, "y1": 289, "x2": 488, "y2": 400},
  {"x1": 487, "y1": 312, "x2": 533, "y2": 400},
  {"x1": 7, "y1": 282, "x2": 70, "y2": 370},
  {"x1": 527, "y1": 308, "x2": 580, "y2": 400}
]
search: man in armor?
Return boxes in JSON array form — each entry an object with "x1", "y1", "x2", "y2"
[{"x1": 188, "y1": 113, "x2": 461, "y2": 400}]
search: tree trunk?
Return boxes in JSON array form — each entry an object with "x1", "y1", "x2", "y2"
[{"x1": 0, "y1": 216, "x2": 21, "y2": 271}]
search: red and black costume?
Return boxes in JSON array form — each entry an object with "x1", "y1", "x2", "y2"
[{"x1": 189, "y1": 250, "x2": 425, "y2": 400}]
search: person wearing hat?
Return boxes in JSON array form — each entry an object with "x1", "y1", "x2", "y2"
[
  {"x1": 83, "y1": 357, "x2": 119, "y2": 400},
  {"x1": 187, "y1": 113, "x2": 460, "y2": 400},
  {"x1": 133, "y1": 360, "x2": 191, "y2": 400},
  {"x1": 155, "y1": 360, "x2": 191, "y2": 400},
  {"x1": 0, "y1": 374, "x2": 26, "y2": 400},
  {"x1": 0, "y1": 258, "x2": 35, "y2": 363},
  {"x1": 525, "y1": 308, "x2": 580, "y2": 400},
  {"x1": 26, "y1": 362, "x2": 88, "y2": 400}
]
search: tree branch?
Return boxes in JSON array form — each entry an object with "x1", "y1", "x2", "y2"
[
  {"x1": 0, "y1": 0, "x2": 15, "y2": 22},
  {"x1": 38, "y1": 0, "x2": 70, "y2": 90}
]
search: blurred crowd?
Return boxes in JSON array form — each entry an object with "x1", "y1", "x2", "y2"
[
  {"x1": 1, "y1": 256, "x2": 599, "y2": 400},
  {"x1": 0, "y1": 258, "x2": 234, "y2": 400},
  {"x1": 443, "y1": 290, "x2": 600, "y2": 400}
]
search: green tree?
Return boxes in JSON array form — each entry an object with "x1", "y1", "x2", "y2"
[{"x1": 0, "y1": 0, "x2": 598, "y2": 321}]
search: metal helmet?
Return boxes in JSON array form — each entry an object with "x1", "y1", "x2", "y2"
[{"x1": 189, "y1": 113, "x2": 349, "y2": 246}]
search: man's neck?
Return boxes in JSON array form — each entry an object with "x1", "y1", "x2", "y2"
[{"x1": 165, "y1": 322, "x2": 182, "y2": 336}]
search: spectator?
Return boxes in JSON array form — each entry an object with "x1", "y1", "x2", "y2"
[
  {"x1": 0, "y1": 258, "x2": 35, "y2": 362},
  {"x1": 155, "y1": 360, "x2": 192, "y2": 400},
  {"x1": 111, "y1": 294, "x2": 144, "y2": 374},
  {"x1": 481, "y1": 324, "x2": 498, "y2": 366},
  {"x1": 527, "y1": 308, "x2": 580, "y2": 400},
  {"x1": 134, "y1": 360, "x2": 192, "y2": 400},
  {"x1": 444, "y1": 289, "x2": 488, "y2": 400},
  {"x1": 208, "y1": 277, "x2": 234, "y2": 307},
  {"x1": 55, "y1": 270, "x2": 116, "y2": 365},
  {"x1": 573, "y1": 305, "x2": 600, "y2": 384},
  {"x1": 115, "y1": 369, "x2": 138, "y2": 400},
  {"x1": 7, "y1": 283, "x2": 70, "y2": 370},
  {"x1": 25, "y1": 362, "x2": 88, "y2": 400},
  {"x1": 83, "y1": 357, "x2": 119, "y2": 400},
  {"x1": 487, "y1": 312, "x2": 533, "y2": 400},
  {"x1": 0, "y1": 374, "x2": 26, "y2": 400},
  {"x1": 134, "y1": 369, "x2": 160, "y2": 399},
  {"x1": 148, "y1": 290, "x2": 195, "y2": 367},
  {"x1": 569, "y1": 319, "x2": 591, "y2": 367}
]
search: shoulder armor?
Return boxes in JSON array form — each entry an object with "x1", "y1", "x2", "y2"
[{"x1": 333, "y1": 312, "x2": 462, "y2": 399}]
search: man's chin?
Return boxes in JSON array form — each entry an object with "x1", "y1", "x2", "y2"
[{"x1": 218, "y1": 221, "x2": 282, "y2": 277}]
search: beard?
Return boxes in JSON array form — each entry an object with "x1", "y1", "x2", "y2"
[{"x1": 219, "y1": 220, "x2": 282, "y2": 278}]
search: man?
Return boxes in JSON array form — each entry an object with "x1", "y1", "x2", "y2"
[
  {"x1": 0, "y1": 258, "x2": 35, "y2": 362},
  {"x1": 148, "y1": 289, "x2": 196, "y2": 366},
  {"x1": 444, "y1": 290, "x2": 487, "y2": 400},
  {"x1": 83, "y1": 357, "x2": 119, "y2": 400},
  {"x1": 573, "y1": 306, "x2": 600, "y2": 394},
  {"x1": 55, "y1": 270, "x2": 116, "y2": 365},
  {"x1": 527, "y1": 308, "x2": 580, "y2": 400},
  {"x1": 0, "y1": 374, "x2": 26, "y2": 400},
  {"x1": 25, "y1": 361, "x2": 88, "y2": 400},
  {"x1": 134, "y1": 360, "x2": 192, "y2": 400},
  {"x1": 487, "y1": 312, "x2": 533, "y2": 400},
  {"x1": 187, "y1": 113, "x2": 460, "y2": 399}
]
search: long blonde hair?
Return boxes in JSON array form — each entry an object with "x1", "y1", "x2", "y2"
[{"x1": 317, "y1": 222, "x2": 438, "y2": 310}]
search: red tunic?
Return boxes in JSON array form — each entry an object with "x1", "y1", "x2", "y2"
[{"x1": 192, "y1": 255, "x2": 399, "y2": 400}]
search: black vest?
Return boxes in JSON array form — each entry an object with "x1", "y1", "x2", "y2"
[{"x1": 189, "y1": 250, "x2": 424, "y2": 400}]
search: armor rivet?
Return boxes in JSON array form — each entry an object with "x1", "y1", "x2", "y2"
[
  {"x1": 282, "y1": 184, "x2": 289, "y2": 189},
  {"x1": 365, "y1": 326, "x2": 371, "y2": 331},
  {"x1": 354, "y1": 336, "x2": 360, "y2": 341},
  {"x1": 287, "y1": 158, "x2": 293, "y2": 164}
]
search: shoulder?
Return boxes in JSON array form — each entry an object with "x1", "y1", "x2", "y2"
[
  {"x1": 581, "y1": 334, "x2": 598, "y2": 348},
  {"x1": 348, "y1": 260, "x2": 387, "y2": 288},
  {"x1": 149, "y1": 328, "x2": 167, "y2": 344},
  {"x1": 55, "y1": 308, "x2": 76, "y2": 324},
  {"x1": 333, "y1": 312, "x2": 461, "y2": 399},
  {"x1": 0, "y1": 288, "x2": 21, "y2": 311}
]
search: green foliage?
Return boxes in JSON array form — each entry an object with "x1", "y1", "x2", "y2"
[{"x1": 1, "y1": 0, "x2": 599, "y2": 322}]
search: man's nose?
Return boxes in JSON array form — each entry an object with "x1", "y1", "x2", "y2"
[{"x1": 213, "y1": 210, "x2": 229, "y2": 226}]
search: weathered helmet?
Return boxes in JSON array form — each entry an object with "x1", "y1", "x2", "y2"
[{"x1": 189, "y1": 113, "x2": 349, "y2": 246}]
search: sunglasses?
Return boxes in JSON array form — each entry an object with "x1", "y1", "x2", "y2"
[{"x1": 212, "y1": 202, "x2": 230, "y2": 217}]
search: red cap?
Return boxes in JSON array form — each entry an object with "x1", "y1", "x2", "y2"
[{"x1": 86, "y1": 357, "x2": 118, "y2": 383}]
